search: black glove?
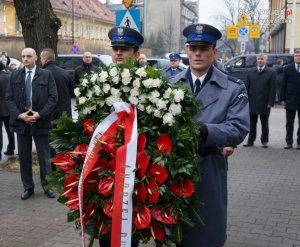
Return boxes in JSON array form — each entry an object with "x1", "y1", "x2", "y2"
[{"x1": 199, "y1": 123, "x2": 208, "y2": 143}]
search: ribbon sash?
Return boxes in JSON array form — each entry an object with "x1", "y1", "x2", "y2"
[{"x1": 78, "y1": 102, "x2": 137, "y2": 247}]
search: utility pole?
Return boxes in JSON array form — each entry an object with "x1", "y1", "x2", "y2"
[{"x1": 289, "y1": 0, "x2": 296, "y2": 54}]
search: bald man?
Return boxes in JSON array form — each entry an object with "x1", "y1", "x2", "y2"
[
  {"x1": 74, "y1": 51, "x2": 96, "y2": 86},
  {"x1": 6, "y1": 47, "x2": 58, "y2": 200}
]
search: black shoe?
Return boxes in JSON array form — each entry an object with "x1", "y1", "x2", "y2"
[
  {"x1": 284, "y1": 145, "x2": 292, "y2": 149},
  {"x1": 4, "y1": 150, "x2": 14, "y2": 156},
  {"x1": 44, "y1": 189, "x2": 56, "y2": 198},
  {"x1": 262, "y1": 142, "x2": 268, "y2": 148},
  {"x1": 243, "y1": 143, "x2": 253, "y2": 147},
  {"x1": 21, "y1": 189, "x2": 34, "y2": 200}
]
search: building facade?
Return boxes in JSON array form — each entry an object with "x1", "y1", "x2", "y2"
[
  {"x1": 0, "y1": 0, "x2": 115, "y2": 58},
  {"x1": 269, "y1": 0, "x2": 300, "y2": 53}
]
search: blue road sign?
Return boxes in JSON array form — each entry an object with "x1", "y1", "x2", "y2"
[
  {"x1": 116, "y1": 9, "x2": 140, "y2": 31},
  {"x1": 70, "y1": 44, "x2": 80, "y2": 54}
]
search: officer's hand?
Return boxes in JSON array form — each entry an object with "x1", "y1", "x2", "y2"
[
  {"x1": 30, "y1": 110, "x2": 40, "y2": 120},
  {"x1": 222, "y1": 147, "x2": 234, "y2": 156}
]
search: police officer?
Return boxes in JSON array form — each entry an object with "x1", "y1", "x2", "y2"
[
  {"x1": 108, "y1": 26, "x2": 144, "y2": 65},
  {"x1": 162, "y1": 53, "x2": 185, "y2": 78},
  {"x1": 98, "y1": 27, "x2": 143, "y2": 247},
  {"x1": 171, "y1": 24, "x2": 250, "y2": 247}
]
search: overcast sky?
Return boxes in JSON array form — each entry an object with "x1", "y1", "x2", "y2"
[{"x1": 98, "y1": 0, "x2": 268, "y2": 28}]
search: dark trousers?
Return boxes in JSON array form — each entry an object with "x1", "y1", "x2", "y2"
[
  {"x1": 17, "y1": 127, "x2": 52, "y2": 190},
  {"x1": 99, "y1": 239, "x2": 139, "y2": 247},
  {"x1": 0, "y1": 116, "x2": 15, "y2": 156},
  {"x1": 285, "y1": 110, "x2": 300, "y2": 145},
  {"x1": 248, "y1": 114, "x2": 269, "y2": 144}
]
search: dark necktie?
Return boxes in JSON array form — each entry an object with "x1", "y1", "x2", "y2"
[
  {"x1": 25, "y1": 71, "x2": 32, "y2": 108},
  {"x1": 194, "y1": 79, "x2": 201, "y2": 95},
  {"x1": 258, "y1": 67, "x2": 262, "y2": 73},
  {"x1": 171, "y1": 68, "x2": 176, "y2": 76}
]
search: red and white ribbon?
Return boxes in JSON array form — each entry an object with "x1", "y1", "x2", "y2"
[{"x1": 78, "y1": 102, "x2": 137, "y2": 247}]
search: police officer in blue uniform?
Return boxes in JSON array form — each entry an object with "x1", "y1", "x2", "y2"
[
  {"x1": 171, "y1": 24, "x2": 250, "y2": 247},
  {"x1": 162, "y1": 53, "x2": 185, "y2": 78}
]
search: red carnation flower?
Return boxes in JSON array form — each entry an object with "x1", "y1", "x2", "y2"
[
  {"x1": 53, "y1": 151, "x2": 77, "y2": 173},
  {"x1": 133, "y1": 183, "x2": 147, "y2": 202},
  {"x1": 150, "y1": 221, "x2": 165, "y2": 241},
  {"x1": 103, "y1": 201, "x2": 113, "y2": 217},
  {"x1": 145, "y1": 179, "x2": 159, "y2": 203},
  {"x1": 147, "y1": 162, "x2": 168, "y2": 185},
  {"x1": 138, "y1": 133, "x2": 146, "y2": 151},
  {"x1": 136, "y1": 151, "x2": 149, "y2": 179},
  {"x1": 156, "y1": 134, "x2": 172, "y2": 156},
  {"x1": 83, "y1": 119, "x2": 96, "y2": 137},
  {"x1": 98, "y1": 176, "x2": 114, "y2": 196},
  {"x1": 151, "y1": 206, "x2": 178, "y2": 225},
  {"x1": 133, "y1": 205, "x2": 151, "y2": 229},
  {"x1": 169, "y1": 177, "x2": 195, "y2": 198}
]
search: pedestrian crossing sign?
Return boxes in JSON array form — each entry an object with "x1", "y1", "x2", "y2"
[{"x1": 116, "y1": 9, "x2": 140, "y2": 31}]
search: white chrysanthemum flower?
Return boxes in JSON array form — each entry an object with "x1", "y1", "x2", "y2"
[
  {"x1": 156, "y1": 99, "x2": 168, "y2": 110},
  {"x1": 87, "y1": 90, "x2": 93, "y2": 99},
  {"x1": 109, "y1": 67, "x2": 118, "y2": 77},
  {"x1": 99, "y1": 71, "x2": 109, "y2": 82},
  {"x1": 110, "y1": 88, "x2": 121, "y2": 97},
  {"x1": 163, "y1": 87, "x2": 173, "y2": 99},
  {"x1": 169, "y1": 103, "x2": 182, "y2": 116},
  {"x1": 122, "y1": 78, "x2": 132, "y2": 85},
  {"x1": 81, "y1": 79, "x2": 89, "y2": 87},
  {"x1": 137, "y1": 104, "x2": 145, "y2": 111},
  {"x1": 146, "y1": 105, "x2": 154, "y2": 114},
  {"x1": 90, "y1": 73, "x2": 98, "y2": 83},
  {"x1": 173, "y1": 89, "x2": 184, "y2": 102},
  {"x1": 152, "y1": 78, "x2": 162, "y2": 88},
  {"x1": 139, "y1": 94, "x2": 147, "y2": 103},
  {"x1": 129, "y1": 96, "x2": 139, "y2": 105},
  {"x1": 163, "y1": 113, "x2": 175, "y2": 126},
  {"x1": 94, "y1": 85, "x2": 101, "y2": 96},
  {"x1": 74, "y1": 88, "x2": 80, "y2": 97},
  {"x1": 130, "y1": 88, "x2": 139, "y2": 97},
  {"x1": 112, "y1": 76, "x2": 120, "y2": 84},
  {"x1": 106, "y1": 96, "x2": 115, "y2": 106},
  {"x1": 136, "y1": 67, "x2": 147, "y2": 77},
  {"x1": 103, "y1": 83, "x2": 111, "y2": 94},
  {"x1": 78, "y1": 96, "x2": 87, "y2": 104},
  {"x1": 133, "y1": 79, "x2": 141, "y2": 88},
  {"x1": 154, "y1": 109, "x2": 162, "y2": 118},
  {"x1": 122, "y1": 86, "x2": 130, "y2": 93},
  {"x1": 82, "y1": 107, "x2": 90, "y2": 115},
  {"x1": 148, "y1": 90, "x2": 160, "y2": 103},
  {"x1": 121, "y1": 68, "x2": 130, "y2": 78},
  {"x1": 142, "y1": 79, "x2": 152, "y2": 88}
]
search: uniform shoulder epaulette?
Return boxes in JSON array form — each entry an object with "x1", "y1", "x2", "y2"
[{"x1": 227, "y1": 75, "x2": 242, "y2": 85}]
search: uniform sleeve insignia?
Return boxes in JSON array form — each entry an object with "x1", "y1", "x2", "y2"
[{"x1": 238, "y1": 91, "x2": 248, "y2": 99}]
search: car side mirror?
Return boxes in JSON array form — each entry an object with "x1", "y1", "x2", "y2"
[{"x1": 225, "y1": 64, "x2": 232, "y2": 70}]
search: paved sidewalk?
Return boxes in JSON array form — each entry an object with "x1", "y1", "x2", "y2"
[{"x1": 0, "y1": 106, "x2": 300, "y2": 247}]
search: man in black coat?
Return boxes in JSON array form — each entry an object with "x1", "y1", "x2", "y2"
[
  {"x1": 5, "y1": 48, "x2": 58, "y2": 200},
  {"x1": 73, "y1": 51, "x2": 96, "y2": 86},
  {"x1": 0, "y1": 62, "x2": 15, "y2": 160},
  {"x1": 40, "y1": 48, "x2": 74, "y2": 119},
  {"x1": 243, "y1": 53, "x2": 276, "y2": 148},
  {"x1": 280, "y1": 49, "x2": 300, "y2": 149}
]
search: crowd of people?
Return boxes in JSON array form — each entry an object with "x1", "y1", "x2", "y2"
[{"x1": 0, "y1": 22, "x2": 300, "y2": 247}]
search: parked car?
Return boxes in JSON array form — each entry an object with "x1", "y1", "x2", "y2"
[
  {"x1": 57, "y1": 54, "x2": 112, "y2": 71},
  {"x1": 224, "y1": 53, "x2": 294, "y2": 82},
  {"x1": 147, "y1": 58, "x2": 187, "y2": 70}
]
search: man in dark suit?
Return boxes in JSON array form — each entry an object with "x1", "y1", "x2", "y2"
[
  {"x1": 280, "y1": 49, "x2": 300, "y2": 149},
  {"x1": 74, "y1": 51, "x2": 96, "y2": 86},
  {"x1": 0, "y1": 61, "x2": 15, "y2": 160},
  {"x1": 40, "y1": 48, "x2": 74, "y2": 119},
  {"x1": 5, "y1": 48, "x2": 58, "y2": 200},
  {"x1": 243, "y1": 53, "x2": 276, "y2": 148}
]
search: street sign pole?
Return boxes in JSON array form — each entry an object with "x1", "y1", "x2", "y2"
[{"x1": 289, "y1": 0, "x2": 296, "y2": 54}]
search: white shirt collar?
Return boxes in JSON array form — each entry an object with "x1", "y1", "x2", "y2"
[
  {"x1": 257, "y1": 66, "x2": 265, "y2": 71},
  {"x1": 25, "y1": 66, "x2": 36, "y2": 75},
  {"x1": 191, "y1": 72, "x2": 207, "y2": 86}
]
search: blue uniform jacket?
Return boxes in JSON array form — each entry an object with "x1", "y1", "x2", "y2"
[
  {"x1": 162, "y1": 66, "x2": 185, "y2": 79},
  {"x1": 170, "y1": 66, "x2": 249, "y2": 247}
]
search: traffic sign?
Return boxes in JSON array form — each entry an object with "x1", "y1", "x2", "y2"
[
  {"x1": 240, "y1": 42, "x2": 246, "y2": 53},
  {"x1": 249, "y1": 24, "x2": 260, "y2": 39},
  {"x1": 236, "y1": 14, "x2": 250, "y2": 27},
  {"x1": 70, "y1": 44, "x2": 80, "y2": 54},
  {"x1": 227, "y1": 26, "x2": 238, "y2": 39},
  {"x1": 116, "y1": 9, "x2": 140, "y2": 31}
]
